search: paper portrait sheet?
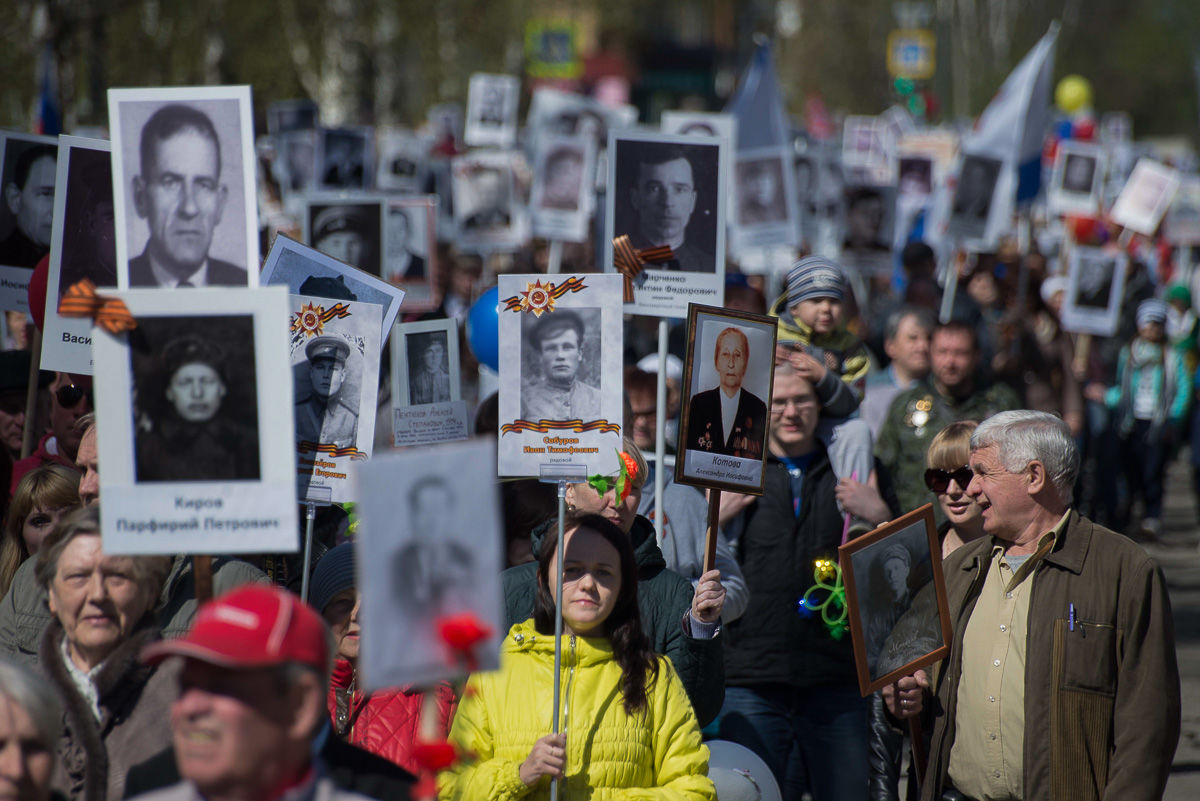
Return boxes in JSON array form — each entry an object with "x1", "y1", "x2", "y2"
[
  {"x1": 840, "y1": 184, "x2": 897, "y2": 278},
  {"x1": 527, "y1": 87, "x2": 637, "y2": 158},
  {"x1": 391, "y1": 317, "x2": 469, "y2": 447},
  {"x1": 496, "y1": 273, "x2": 624, "y2": 477},
  {"x1": 1059, "y1": 246, "x2": 1128, "y2": 337},
  {"x1": 1111, "y1": 158, "x2": 1181, "y2": 236},
  {"x1": 604, "y1": 131, "x2": 726, "y2": 318},
  {"x1": 1166, "y1": 174, "x2": 1200, "y2": 246},
  {"x1": 260, "y1": 233, "x2": 405, "y2": 344},
  {"x1": 108, "y1": 86, "x2": 259, "y2": 290},
  {"x1": 530, "y1": 133, "x2": 595, "y2": 243},
  {"x1": 465, "y1": 73, "x2": 520, "y2": 148},
  {"x1": 94, "y1": 287, "x2": 298, "y2": 554},
  {"x1": 730, "y1": 145, "x2": 799, "y2": 255},
  {"x1": 290, "y1": 293, "x2": 381, "y2": 503},
  {"x1": 375, "y1": 128, "x2": 429, "y2": 193},
  {"x1": 1048, "y1": 141, "x2": 1106, "y2": 217},
  {"x1": 42, "y1": 136, "x2": 114, "y2": 374},
  {"x1": 676, "y1": 305, "x2": 778, "y2": 495},
  {"x1": 452, "y1": 151, "x2": 525, "y2": 253},
  {"x1": 354, "y1": 438, "x2": 504, "y2": 690},
  {"x1": 317, "y1": 126, "x2": 375, "y2": 191},
  {"x1": 384, "y1": 195, "x2": 438, "y2": 310},
  {"x1": 0, "y1": 131, "x2": 59, "y2": 313},
  {"x1": 266, "y1": 99, "x2": 318, "y2": 135},
  {"x1": 301, "y1": 192, "x2": 389, "y2": 279}
]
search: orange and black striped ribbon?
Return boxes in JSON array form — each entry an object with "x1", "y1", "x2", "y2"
[
  {"x1": 499, "y1": 418, "x2": 621, "y2": 434},
  {"x1": 500, "y1": 276, "x2": 588, "y2": 313},
  {"x1": 612, "y1": 235, "x2": 674, "y2": 303},
  {"x1": 58, "y1": 279, "x2": 137, "y2": 334}
]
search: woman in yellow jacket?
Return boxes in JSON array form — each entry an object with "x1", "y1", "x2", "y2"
[{"x1": 439, "y1": 513, "x2": 714, "y2": 801}]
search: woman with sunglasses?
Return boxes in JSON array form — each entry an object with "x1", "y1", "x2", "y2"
[
  {"x1": 922, "y1": 420, "x2": 985, "y2": 558},
  {"x1": 868, "y1": 421, "x2": 985, "y2": 801}
]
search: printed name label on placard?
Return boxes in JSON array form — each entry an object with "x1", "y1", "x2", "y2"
[
  {"x1": 682, "y1": 450, "x2": 763, "y2": 486},
  {"x1": 393, "y1": 400, "x2": 470, "y2": 446}
]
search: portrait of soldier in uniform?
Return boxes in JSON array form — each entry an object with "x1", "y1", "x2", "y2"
[
  {"x1": 133, "y1": 323, "x2": 260, "y2": 482},
  {"x1": 684, "y1": 326, "x2": 767, "y2": 458},
  {"x1": 407, "y1": 332, "x2": 451, "y2": 405},
  {"x1": 392, "y1": 476, "x2": 475, "y2": 616},
  {"x1": 295, "y1": 335, "x2": 360, "y2": 449},
  {"x1": 0, "y1": 142, "x2": 57, "y2": 268},
  {"x1": 520, "y1": 309, "x2": 601, "y2": 421},
  {"x1": 461, "y1": 166, "x2": 512, "y2": 232}
]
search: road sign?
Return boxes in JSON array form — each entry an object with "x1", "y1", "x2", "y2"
[{"x1": 887, "y1": 29, "x2": 935, "y2": 80}]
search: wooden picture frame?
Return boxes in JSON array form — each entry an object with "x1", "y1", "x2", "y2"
[
  {"x1": 674, "y1": 303, "x2": 777, "y2": 495},
  {"x1": 840, "y1": 504, "x2": 952, "y2": 695}
]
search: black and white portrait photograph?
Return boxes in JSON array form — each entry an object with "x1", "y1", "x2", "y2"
[
  {"x1": 530, "y1": 134, "x2": 595, "y2": 243},
  {"x1": 1111, "y1": 157, "x2": 1181, "y2": 236},
  {"x1": 605, "y1": 131, "x2": 726, "y2": 317},
  {"x1": 1049, "y1": 141, "x2": 1105, "y2": 216},
  {"x1": 452, "y1": 152, "x2": 522, "y2": 251},
  {"x1": 273, "y1": 130, "x2": 318, "y2": 196},
  {"x1": 519, "y1": 306, "x2": 602, "y2": 421},
  {"x1": 391, "y1": 318, "x2": 469, "y2": 446},
  {"x1": 841, "y1": 184, "x2": 896, "y2": 277},
  {"x1": 948, "y1": 153, "x2": 1002, "y2": 240},
  {"x1": 841, "y1": 116, "x2": 882, "y2": 170},
  {"x1": 261, "y1": 233, "x2": 405, "y2": 342},
  {"x1": 0, "y1": 131, "x2": 58, "y2": 312},
  {"x1": 465, "y1": 73, "x2": 519, "y2": 148},
  {"x1": 1166, "y1": 174, "x2": 1200, "y2": 246},
  {"x1": 267, "y1": 99, "x2": 318, "y2": 135},
  {"x1": 394, "y1": 318, "x2": 461, "y2": 406},
  {"x1": 355, "y1": 439, "x2": 503, "y2": 689},
  {"x1": 497, "y1": 273, "x2": 623, "y2": 477},
  {"x1": 108, "y1": 86, "x2": 258, "y2": 290},
  {"x1": 661, "y1": 110, "x2": 737, "y2": 145},
  {"x1": 527, "y1": 87, "x2": 637, "y2": 154},
  {"x1": 841, "y1": 507, "x2": 951, "y2": 692},
  {"x1": 318, "y1": 126, "x2": 374, "y2": 190},
  {"x1": 291, "y1": 294, "x2": 381, "y2": 502},
  {"x1": 132, "y1": 315, "x2": 261, "y2": 483},
  {"x1": 1060, "y1": 246, "x2": 1129, "y2": 337},
  {"x1": 897, "y1": 154, "x2": 933, "y2": 198},
  {"x1": 304, "y1": 194, "x2": 387, "y2": 277},
  {"x1": 676, "y1": 305, "x2": 777, "y2": 495},
  {"x1": 427, "y1": 103, "x2": 463, "y2": 153},
  {"x1": 375, "y1": 129, "x2": 428, "y2": 194},
  {"x1": 42, "y1": 136, "x2": 116, "y2": 374},
  {"x1": 385, "y1": 196, "x2": 437, "y2": 307},
  {"x1": 730, "y1": 146, "x2": 798, "y2": 255},
  {"x1": 93, "y1": 287, "x2": 298, "y2": 555}
]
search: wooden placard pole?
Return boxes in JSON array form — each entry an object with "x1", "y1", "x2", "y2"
[
  {"x1": 910, "y1": 715, "x2": 928, "y2": 785},
  {"x1": 193, "y1": 555, "x2": 213, "y2": 605},
  {"x1": 703, "y1": 489, "x2": 721, "y2": 574}
]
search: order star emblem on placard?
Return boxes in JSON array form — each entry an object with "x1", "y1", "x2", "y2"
[
  {"x1": 518, "y1": 280, "x2": 556, "y2": 316},
  {"x1": 293, "y1": 302, "x2": 326, "y2": 337}
]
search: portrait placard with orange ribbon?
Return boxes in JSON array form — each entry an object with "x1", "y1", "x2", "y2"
[{"x1": 496, "y1": 273, "x2": 624, "y2": 477}]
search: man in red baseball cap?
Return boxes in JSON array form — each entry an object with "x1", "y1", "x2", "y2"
[{"x1": 134, "y1": 585, "x2": 375, "y2": 801}]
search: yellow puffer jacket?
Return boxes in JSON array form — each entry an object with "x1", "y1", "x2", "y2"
[{"x1": 439, "y1": 619, "x2": 714, "y2": 801}]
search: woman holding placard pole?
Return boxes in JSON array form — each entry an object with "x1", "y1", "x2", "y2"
[{"x1": 440, "y1": 514, "x2": 714, "y2": 801}]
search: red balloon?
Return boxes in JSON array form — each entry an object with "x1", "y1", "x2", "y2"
[
  {"x1": 27, "y1": 254, "x2": 49, "y2": 332},
  {"x1": 1072, "y1": 118, "x2": 1096, "y2": 141}
]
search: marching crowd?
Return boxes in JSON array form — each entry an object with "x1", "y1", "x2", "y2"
[{"x1": 0, "y1": 230, "x2": 1188, "y2": 801}]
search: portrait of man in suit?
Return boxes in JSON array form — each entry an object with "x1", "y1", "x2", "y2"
[
  {"x1": 684, "y1": 326, "x2": 767, "y2": 458},
  {"x1": 392, "y1": 476, "x2": 475, "y2": 615},
  {"x1": 626, "y1": 145, "x2": 714, "y2": 273},
  {"x1": 129, "y1": 104, "x2": 248, "y2": 288}
]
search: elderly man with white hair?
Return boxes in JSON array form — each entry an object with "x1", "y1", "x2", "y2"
[{"x1": 884, "y1": 410, "x2": 1180, "y2": 801}]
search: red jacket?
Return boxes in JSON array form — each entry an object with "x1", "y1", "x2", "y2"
[{"x1": 326, "y1": 658, "x2": 457, "y2": 776}]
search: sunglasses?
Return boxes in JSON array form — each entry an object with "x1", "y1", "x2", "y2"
[
  {"x1": 924, "y1": 466, "x2": 973, "y2": 494},
  {"x1": 55, "y1": 384, "x2": 93, "y2": 409}
]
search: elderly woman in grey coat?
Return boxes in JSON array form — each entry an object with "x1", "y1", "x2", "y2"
[{"x1": 33, "y1": 506, "x2": 173, "y2": 801}]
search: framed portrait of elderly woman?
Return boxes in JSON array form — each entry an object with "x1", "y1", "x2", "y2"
[
  {"x1": 675, "y1": 304, "x2": 777, "y2": 495},
  {"x1": 391, "y1": 318, "x2": 469, "y2": 447},
  {"x1": 840, "y1": 504, "x2": 952, "y2": 694},
  {"x1": 92, "y1": 286, "x2": 298, "y2": 555}
]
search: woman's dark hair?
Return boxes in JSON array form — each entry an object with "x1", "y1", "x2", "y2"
[{"x1": 533, "y1": 514, "x2": 658, "y2": 715}]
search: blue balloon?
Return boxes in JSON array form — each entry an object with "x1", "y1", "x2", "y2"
[
  {"x1": 466, "y1": 286, "x2": 500, "y2": 371},
  {"x1": 1055, "y1": 119, "x2": 1074, "y2": 140}
]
